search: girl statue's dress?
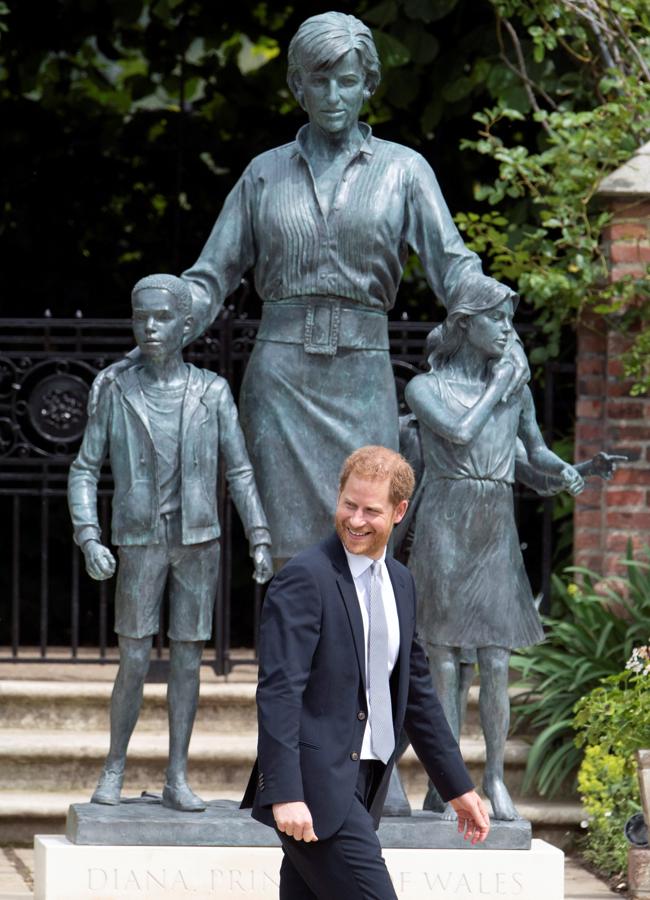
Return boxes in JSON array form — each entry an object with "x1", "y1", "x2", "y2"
[{"x1": 409, "y1": 372, "x2": 544, "y2": 652}]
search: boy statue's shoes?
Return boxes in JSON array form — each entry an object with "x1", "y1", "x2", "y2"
[
  {"x1": 90, "y1": 767, "x2": 124, "y2": 806},
  {"x1": 162, "y1": 780, "x2": 206, "y2": 812}
]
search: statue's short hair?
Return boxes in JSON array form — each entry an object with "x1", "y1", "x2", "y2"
[
  {"x1": 131, "y1": 274, "x2": 192, "y2": 317},
  {"x1": 339, "y1": 445, "x2": 414, "y2": 506},
  {"x1": 287, "y1": 12, "x2": 381, "y2": 102}
]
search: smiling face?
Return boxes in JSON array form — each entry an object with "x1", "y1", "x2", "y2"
[
  {"x1": 463, "y1": 298, "x2": 514, "y2": 359},
  {"x1": 131, "y1": 288, "x2": 190, "y2": 360},
  {"x1": 299, "y1": 49, "x2": 367, "y2": 136},
  {"x1": 335, "y1": 473, "x2": 408, "y2": 560}
]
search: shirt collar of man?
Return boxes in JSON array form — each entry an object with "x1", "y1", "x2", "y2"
[
  {"x1": 342, "y1": 546, "x2": 387, "y2": 580},
  {"x1": 291, "y1": 121, "x2": 375, "y2": 160}
]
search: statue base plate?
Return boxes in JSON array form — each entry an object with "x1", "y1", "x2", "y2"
[
  {"x1": 35, "y1": 834, "x2": 563, "y2": 900},
  {"x1": 66, "y1": 798, "x2": 531, "y2": 850}
]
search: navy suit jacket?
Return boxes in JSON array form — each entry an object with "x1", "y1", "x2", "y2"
[{"x1": 241, "y1": 532, "x2": 474, "y2": 839}]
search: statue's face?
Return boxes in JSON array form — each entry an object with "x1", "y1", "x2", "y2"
[
  {"x1": 132, "y1": 288, "x2": 189, "y2": 359},
  {"x1": 464, "y1": 298, "x2": 514, "y2": 359},
  {"x1": 300, "y1": 49, "x2": 366, "y2": 136}
]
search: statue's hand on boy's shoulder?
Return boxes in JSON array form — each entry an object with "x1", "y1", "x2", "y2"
[
  {"x1": 83, "y1": 540, "x2": 117, "y2": 581},
  {"x1": 87, "y1": 355, "x2": 136, "y2": 416}
]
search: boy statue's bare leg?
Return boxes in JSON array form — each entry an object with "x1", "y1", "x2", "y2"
[
  {"x1": 477, "y1": 645, "x2": 519, "y2": 821},
  {"x1": 163, "y1": 639, "x2": 206, "y2": 812},
  {"x1": 91, "y1": 635, "x2": 152, "y2": 805}
]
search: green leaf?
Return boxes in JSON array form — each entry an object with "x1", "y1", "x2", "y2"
[
  {"x1": 441, "y1": 75, "x2": 474, "y2": 103},
  {"x1": 372, "y1": 30, "x2": 411, "y2": 68}
]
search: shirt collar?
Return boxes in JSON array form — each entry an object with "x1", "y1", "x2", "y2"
[
  {"x1": 291, "y1": 121, "x2": 374, "y2": 160},
  {"x1": 343, "y1": 545, "x2": 386, "y2": 580}
]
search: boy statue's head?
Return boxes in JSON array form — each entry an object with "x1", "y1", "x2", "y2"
[{"x1": 131, "y1": 274, "x2": 193, "y2": 360}]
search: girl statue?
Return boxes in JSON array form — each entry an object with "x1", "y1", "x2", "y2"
[{"x1": 404, "y1": 273, "x2": 584, "y2": 821}]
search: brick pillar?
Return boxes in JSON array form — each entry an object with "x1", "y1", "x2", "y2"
[{"x1": 574, "y1": 193, "x2": 650, "y2": 576}]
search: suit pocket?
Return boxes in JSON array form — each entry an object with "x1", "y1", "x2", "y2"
[{"x1": 298, "y1": 740, "x2": 320, "y2": 751}]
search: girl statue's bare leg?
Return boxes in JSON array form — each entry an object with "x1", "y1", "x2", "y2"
[{"x1": 477, "y1": 645, "x2": 520, "y2": 821}]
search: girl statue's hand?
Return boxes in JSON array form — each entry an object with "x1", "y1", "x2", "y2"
[{"x1": 489, "y1": 356, "x2": 516, "y2": 397}]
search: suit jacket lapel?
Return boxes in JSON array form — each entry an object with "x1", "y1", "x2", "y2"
[
  {"x1": 385, "y1": 554, "x2": 413, "y2": 729},
  {"x1": 385, "y1": 556, "x2": 412, "y2": 673},
  {"x1": 325, "y1": 534, "x2": 367, "y2": 693}
]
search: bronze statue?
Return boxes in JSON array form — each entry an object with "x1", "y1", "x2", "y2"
[
  {"x1": 68, "y1": 274, "x2": 272, "y2": 811},
  {"x1": 404, "y1": 273, "x2": 585, "y2": 821},
  {"x1": 89, "y1": 12, "x2": 528, "y2": 570}
]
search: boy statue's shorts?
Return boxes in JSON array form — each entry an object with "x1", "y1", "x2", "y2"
[{"x1": 114, "y1": 511, "x2": 220, "y2": 641}]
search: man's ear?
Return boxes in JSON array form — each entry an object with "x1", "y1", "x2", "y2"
[
  {"x1": 457, "y1": 315, "x2": 469, "y2": 331},
  {"x1": 393, "y1": 499, "x2": 408, "y2": 525},
  {"x1": 183, "y1": 315, "x2": 193, "y2": 335}
]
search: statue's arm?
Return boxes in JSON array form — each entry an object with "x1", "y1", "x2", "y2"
[
  {"x1": 181, "y1": 165, "x2": 258, "y2": 345},
  {"x1": 404, "y1": 154, "x2": 484, "y2": 308},
  {"x1": 404, "y1": 365, "x2": 513, "y2": 446},
  {"x1": 68, "y1": 381, "x2": 111, "y2": 548},
  {"x1": 517, "y1": 387, "x2": 584, "y2": 495},
  {"x1": 215, "y1": 379, "x2": 271, "y2": 550}
]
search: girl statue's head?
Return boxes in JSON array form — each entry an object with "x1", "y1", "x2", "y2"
[{"x1": 426, "y1": 274, "x2": 519, "y2": 369}]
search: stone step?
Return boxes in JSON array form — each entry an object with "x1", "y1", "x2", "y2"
[
  {"x1": 0, "y1": 729, "x2": 533, "y2": 797},
  {"x1": 0, "y1": 680, "x2": 525, "y2": 734},
  {"x1": 0, "y1": 681, "x2": 258, "y2": 733},
  {"x1": 0, "y1": 789, "x2": 585, "y2": 849}
]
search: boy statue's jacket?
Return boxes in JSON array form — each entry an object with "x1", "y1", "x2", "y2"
[{"x1": 68, "y1": 365, "x2": 269, "y2": 548}]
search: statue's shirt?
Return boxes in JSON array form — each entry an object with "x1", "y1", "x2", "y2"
[
  {"x1": 139, "y1": 373, "x2": 188, "y2": 515},
  {"x1": 181, "y1": 123, "x2": 488, "y2": 339},
  {"x1": 178, "y1": 123, "x2": 502, "y2": 557}
]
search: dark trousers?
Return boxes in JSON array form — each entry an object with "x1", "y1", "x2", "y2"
[{"x1": 278, "y1": 762, "x2": 397, "y2": 900}]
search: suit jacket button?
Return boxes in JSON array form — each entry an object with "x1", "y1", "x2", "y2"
[
  {"x1": 350, "y1": 751, "x2": 359, "y2": 761},
  {"x1": 357, "y1": 711, "x2": 366, "y2": 721}
]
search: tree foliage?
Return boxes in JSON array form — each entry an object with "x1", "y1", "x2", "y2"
[
  {"x1": 0, "y1": 0, "x2": 648, "y2": 393},
  {"x1": 454, "y1": 0, "x2": 650, "y2": 390}
]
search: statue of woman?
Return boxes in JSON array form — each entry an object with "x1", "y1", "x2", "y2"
[
  {"x1": 92, "y1": 12, "x2": 526, "y2": 566},
  {"x1": 404, "y1": 273, "x2": 584, "y2": 821}
]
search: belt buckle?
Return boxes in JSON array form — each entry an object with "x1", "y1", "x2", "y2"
[{"x1": 304, "y1": 300, "x2": 341, "y2": 356}]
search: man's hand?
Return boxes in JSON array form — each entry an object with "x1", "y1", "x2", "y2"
[
  {"x1": 253, "y1": 545, "x2": 273, "y2": 584},
  {"x1": 87, "y1": 357, "x2": 135, "y2": 416},
  {"x1": 83, "y1": 541, "x2": 117, "y2": 581},
  {"x1": 273, "y1": 801, "x2": 318, "y2": 842},
  {"x1": 502, "y1": 336, "x2": 530, "y2": 403},
  {"x1": 449, "y1": 790, "x2": 491, "y2": 845}
]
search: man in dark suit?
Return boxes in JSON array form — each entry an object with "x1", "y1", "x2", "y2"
[{"x1": 242, "y1": 446, "x2": 490, "y2": 899}]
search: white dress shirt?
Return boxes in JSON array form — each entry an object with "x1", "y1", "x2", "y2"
[{"x1": 343, "y1": 548, "x2": 401, "y2": 760}]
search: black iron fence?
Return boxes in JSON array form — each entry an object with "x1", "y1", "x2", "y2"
[{"x1": 0, "y1": 312, "x2": 574, "y2": 673}]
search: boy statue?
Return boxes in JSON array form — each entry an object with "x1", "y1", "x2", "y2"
[{"x1": 68, "y1": 273, "x2": 273, "y2": 812}]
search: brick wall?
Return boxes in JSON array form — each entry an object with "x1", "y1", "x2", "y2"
[{"x1": 574, "y1": 198, "x2": 650, "y2": 576}]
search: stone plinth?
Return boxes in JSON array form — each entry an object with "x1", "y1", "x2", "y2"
[
  {"x1": 66, "y1": 799, "x2": 532, "y2": 851},
  {"x1": 35, "y1": 835, "x2": 563, "y2": 900}
]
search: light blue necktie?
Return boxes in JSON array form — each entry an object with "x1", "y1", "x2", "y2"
[{"x1": 367, "y1": 561, "x2": 395, "y2": 764}]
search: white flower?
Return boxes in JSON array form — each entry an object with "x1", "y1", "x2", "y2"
[{"x1": 626, "y1": 644, "x2": 650, "y2": 676}]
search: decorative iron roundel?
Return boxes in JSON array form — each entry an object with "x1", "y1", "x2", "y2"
[{"x1": 27, "y1": 373, "x2": 89, "y2": 442}]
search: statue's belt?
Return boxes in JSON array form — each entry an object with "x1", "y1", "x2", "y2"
[{"x1": 256, "y1": 299, "x2": 390, "y2": 356}]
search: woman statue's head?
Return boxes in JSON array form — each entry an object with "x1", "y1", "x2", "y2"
[
  {"x1": 427, "y1": 274, "x2": 519, "y2": 369},
  {"x1": 287, "y1": 12, "x2": 381, "y2": 109}
]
